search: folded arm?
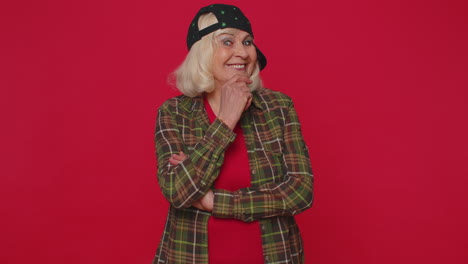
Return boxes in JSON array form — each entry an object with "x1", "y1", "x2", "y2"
[
  {"x1": 155, "y1": 103, "x2": 235, "y2": 209},
  {"x1": 212, "y1": 101, "x2": 314, "y2": 222}
]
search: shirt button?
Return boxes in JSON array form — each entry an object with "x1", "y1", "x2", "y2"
[{"x1": 251, "y1": 169, "x2": 256, "y2": 174}]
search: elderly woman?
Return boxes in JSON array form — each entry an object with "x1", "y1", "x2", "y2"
[{"x1": 153, "y1": 4, "x2": 313, "y2": 264}]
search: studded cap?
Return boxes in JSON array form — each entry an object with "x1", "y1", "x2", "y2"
[{"x1": 186, "y1": 4, "x2": 267, "y2": 70}]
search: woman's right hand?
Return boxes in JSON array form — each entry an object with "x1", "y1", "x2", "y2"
[{"x1": 218, "y1": 75, "x2": 253, "y2": 130}]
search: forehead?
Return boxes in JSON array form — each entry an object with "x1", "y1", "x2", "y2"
[{"x1": 216, "y1": 28, "x2": 252, "y2": 38}]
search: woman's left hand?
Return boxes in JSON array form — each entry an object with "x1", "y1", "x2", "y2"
[
  {"x1": 192, "y1": 190, "x2": 214, "y2": 212},
  {"x1": 169, "y1": 151, "x2": 214, "y2": 212}
]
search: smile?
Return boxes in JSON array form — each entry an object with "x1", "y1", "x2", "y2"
[{"x1": 227, "y1": 64, "x2": 246, "y2": 69}]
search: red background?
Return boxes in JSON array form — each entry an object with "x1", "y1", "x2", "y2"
[{"x1": 1, "y1": 0, "x2": 468, "y2": 263}]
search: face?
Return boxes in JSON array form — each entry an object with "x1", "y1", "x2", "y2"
[{"x1": 211, "y1": 29, "x2": 258, "y2": 87}]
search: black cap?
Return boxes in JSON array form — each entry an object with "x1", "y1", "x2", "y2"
[{"x1": 186, "y1": 4, "x2": 267, "y2": 70}]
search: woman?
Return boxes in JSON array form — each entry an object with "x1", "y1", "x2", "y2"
[{"x1": 153, "y1": 4, "x2": 313, "y2": 264}]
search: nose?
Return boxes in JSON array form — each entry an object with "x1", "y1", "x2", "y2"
[{"x1": 234, "y1": 43, "x2": 248, "y2": 58}]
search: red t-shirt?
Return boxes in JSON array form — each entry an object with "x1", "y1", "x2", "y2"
[{"x1": 205, "y1": 99, "x2": 264, "y2": 263}]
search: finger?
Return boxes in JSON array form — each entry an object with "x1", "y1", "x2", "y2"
[
  {"x1": 243, "y1": 90, "x2": 253, "y2": 100},
  {"x1": 244, "y1": 95, "x2": 253, "y2": 111},
  {"x1": 230, "y1": 82, "x2": 251, "y2": 95},
  {"x1": 192, "y1": 201, "x2": 204, "y2": 211},
  {"x1": 172, "y1": 153, "x2": 186, "y2": 162},
  {"x1": 172, "y1": 151, "x2": 188, "y2": 161},
  {"x1": 169, "y1": 156, "x2": 180, "y2": 165},
  {"x1": 200, "y1": 190, "x2": 214, "y2": 211},
  {"x1": 227, "y1": 74, "x2": 253, "y2": 84},
  {"x1": 234, "y1": 76, "x2": 253, "y2": 84}
]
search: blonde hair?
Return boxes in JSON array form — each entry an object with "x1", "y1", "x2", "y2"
[{"x1": 174, "y1": 13, "x2": 263, "y2": 97}]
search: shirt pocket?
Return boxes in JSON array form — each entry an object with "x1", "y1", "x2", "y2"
[{"x1": 258, "y1": 140, "x2": 285, "y2": 184}]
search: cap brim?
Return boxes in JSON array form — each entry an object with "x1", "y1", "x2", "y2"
[{"x1": 255, "y1": 45, "x2": 267, "y2": 71}]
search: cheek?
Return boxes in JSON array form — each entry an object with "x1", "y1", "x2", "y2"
[
  {"x1": 214, "y1": 48, "x2": 231, "y2": 64},
  {"x1": 249, "y1": 49, "x2": 258, "y2": 63},
  {"x1": 251, "y1": 51, "x2": 258, "y2": 61},
  {"x1": 249, "y1": 51, "x2": 258, "y2": 70}
]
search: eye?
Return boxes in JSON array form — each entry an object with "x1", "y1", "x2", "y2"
[
  {"x1": 243, "y1": 40, "x2": 253, "y2": 46},
  {"x1": 223, "y1": 40, "x2": 233, "y2": 46}
]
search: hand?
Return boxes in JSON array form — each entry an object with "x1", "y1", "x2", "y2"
[
  {"x1": 192, "y1": 190, "x2": 214, "y2": 212},
  {"x1": 168, "y1": 152, "x2": 214, "y2": 212},
  {"x1": 169, "y1": 151, "x2": 187, "y2": 165},
  {"x1": 218, "y1": 75, "x2": 253, "y2": 130}
]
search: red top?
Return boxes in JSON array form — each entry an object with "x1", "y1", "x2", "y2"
[{"x1": 205, "y1": 99, "x2": 264, "y2": 263}]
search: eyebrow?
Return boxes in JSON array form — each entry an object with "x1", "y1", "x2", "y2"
[
  {"x1": 217, "y1": 33, "x2": 253, "y2": 39},
  {"x1": 217, "y1": 33, "x2": 234, "y2": 37}
]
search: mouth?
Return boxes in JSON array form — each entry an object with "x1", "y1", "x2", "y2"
[{"x1": 227, "y1": 64, "x2": 246, "y2": 70}]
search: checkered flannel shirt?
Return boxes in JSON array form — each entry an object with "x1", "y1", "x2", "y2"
[{"x1": 153, "y1": 88, "x2": 314, "y2": 264}]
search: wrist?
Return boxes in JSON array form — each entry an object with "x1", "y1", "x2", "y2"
[{"x1": 217, "y1": 116, "x2": 236, "y2": 130}]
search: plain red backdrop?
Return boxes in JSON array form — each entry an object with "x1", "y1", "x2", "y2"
[{"x1": 1, "y1": 0, "x2": 468, "y2": 263}]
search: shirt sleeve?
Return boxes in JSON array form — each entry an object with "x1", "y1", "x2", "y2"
[
  {"x1": 155, "y1": 102, "x2": 236, "y2": 209},
  {"x1": 212, "y1": 100, "x2": 314, "y2": 222}
]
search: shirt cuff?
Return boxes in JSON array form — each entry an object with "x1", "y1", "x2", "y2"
[
  {"x1": 203, "y1": 118, "x2": 236, "y2": 149},
  {"x1": 212, "y1": 189, "x2": 242, "y2": 220}
]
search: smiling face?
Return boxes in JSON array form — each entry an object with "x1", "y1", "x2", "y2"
[{"x1": 211, "y1": 29, "x2": 258, "y2": 88}]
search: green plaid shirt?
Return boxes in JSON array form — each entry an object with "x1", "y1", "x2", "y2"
[{"x1": 153, "y1": 88, "x2": 313, "y2": 264}]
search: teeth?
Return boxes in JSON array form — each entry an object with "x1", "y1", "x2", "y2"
[{"x1": 228, "y1": 64, "x2": 245, "y2": 69}]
